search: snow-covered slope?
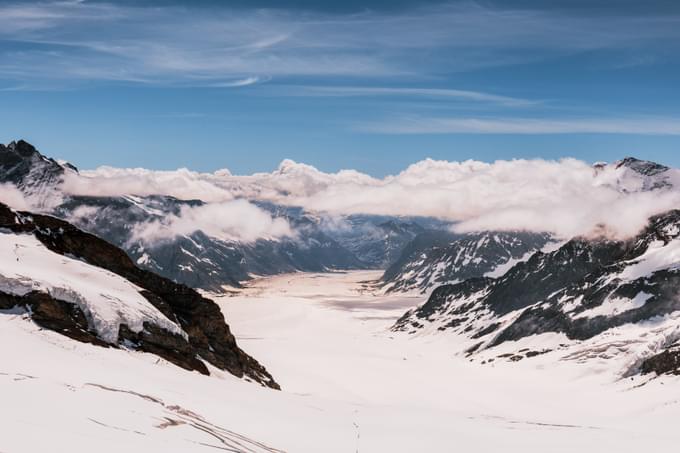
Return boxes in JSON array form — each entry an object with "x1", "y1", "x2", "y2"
[
  {"x1": 0, "y1": 202, "x2": 278, "y2": 387},
  {"x1": 4, "y1": 270, "x2": 680, "y2": 452},
  {"x1": 394, "y1": 210, "x2": 680, "y2": 376}
]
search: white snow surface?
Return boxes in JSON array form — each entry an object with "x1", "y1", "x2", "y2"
[
  {"x1": 620, "y1": 238, "x2": 680, "y2": 280},
  {"x1": 0, "y1": 230, "x2": 185, "y2": 343},
  {"x1": 574, "y1": 292, "x2": 654, "y2": 319},
  {"x1": 2, "y1": 270, "x2": 680, "y2": 452},
  {"x1": 484, "y1": 249, "x2": 535, "y2": 278}
]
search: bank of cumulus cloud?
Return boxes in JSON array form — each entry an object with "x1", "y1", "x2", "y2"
[
  {"x1": 129, "y1": 200, "x2": 293, "y2": 245},
  {"x1": 60, "y1": 157, "x2": 680, "y2": 241}
]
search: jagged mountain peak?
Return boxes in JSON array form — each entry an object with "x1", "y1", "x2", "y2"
[
  {"x1": 592, "y1": 155, "x2": 674, "y2": 192},
  {"x1": 615, "y1": 156, "x2": 669, "y2": 176},
  {"x1": 5, "y1": 139, "x2": 40, "y2": 156},
  {"x1": 1, "y1": 139, "x2": 78, "y2": 173}
]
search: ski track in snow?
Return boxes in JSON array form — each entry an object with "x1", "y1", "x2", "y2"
[{"x1": 2, "y1": 270, "x2": 680, "y2": 452}]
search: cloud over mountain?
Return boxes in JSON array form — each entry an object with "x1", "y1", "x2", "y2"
[
  {"x1": 0, "y1": 183, "x2": 31, "y2": 211},
  {"x1": 59, "y1": 156, "x2": 680, "y2": 240},
  {"x1": 130, "y1": 200, "x2": 293, "y2": 245}
]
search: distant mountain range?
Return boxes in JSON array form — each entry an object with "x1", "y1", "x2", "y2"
[
  {"x1": 0, "y1": 140, "x2": 435, "y2": 291},
  {"x1": 3, "y1": 139, "x2": 680, "y2": 377},
  {"x1": 378, "y1": 155, "x2": 680, "y2": 295},
  {"x1": 392, "y1": 157, "x2": 680, "y2": 376},
  {"x1": 380, "y1": 230, "x2": 554, "y2": 294}
]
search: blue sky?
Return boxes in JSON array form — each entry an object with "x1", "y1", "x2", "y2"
[{"x1": 1, "y1": 0, "x2": 680, "y2": 175}]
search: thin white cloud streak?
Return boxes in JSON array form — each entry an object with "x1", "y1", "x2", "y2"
[
  {"x1": 0, "y1": 2, "x2": 679, "y2": 84},
  {"x1": 208, "y1": 76, "x2": 263, "y2": 88},
  {"x1": 62, "y1": 156, "x2": 680, "y2": 240},
  {"x1": 360, "y1": 116, "x2": 680, "y2": 135},
  {"x1": 274, "y1": 86, "x2": 537, "y2": 107}
]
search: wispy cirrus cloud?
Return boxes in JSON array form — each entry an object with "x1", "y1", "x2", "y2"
[
  {"x1": 359, "y1": 116, "x2": 680, "y2": 135},
  {"x1": 209, "y1": 77, "x2": 264, "y2": 88},
  {"x1": 0, "y1": 1, "x2": 679, "y2": 86},
  {"x1": 272, "y1": 86, "x2": 538, "y2": 107}
]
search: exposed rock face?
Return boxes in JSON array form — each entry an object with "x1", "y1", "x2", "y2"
[
  {"x1": 381, "y1": 230, "x2": 553, "y2": 293},
  {"x1": 0, "y1": 202, "x2": 279, "y2": 388},
  {"x1": 0, "y1": 290, "x2": 108, "y2": 347},
  {"x1": 394, "y1": 210, "x2": 680, "y2": 374},
  {"x1": 641, "y1": 346, "x2": 680, "y2": 375}
]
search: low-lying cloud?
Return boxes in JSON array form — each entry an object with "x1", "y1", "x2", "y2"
[
  {"x1": 130, "y1": 200, "x2": 293, "y2": 246},
  {"x1": 58, "y1": 155, "x2": 680, "y2": 241},
  {"x1": 63, "y1": 166, "x2": 236, "y2": 202},
  {"x1": 0, "y1": 183, "x2": 31, "y2": 211}
]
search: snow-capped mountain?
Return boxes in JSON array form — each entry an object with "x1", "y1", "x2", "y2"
[
  {"x1": 381, "y1": 230, "x2": 554, "y2": 294},
  {"x1": 594, "y1": 156, "x2": 675, "y2": 192},
  {"x1": 0, "y1": 140, "x2": 433, "y2": 291},
  {"x1": 0, "y1": 201, "x2": 278, "y2": 388},
  {"x1": 55, "y1": 194, "x2": 367, "y2": 291},
  {"x1": 394, "y1": 209, "x2": 680, "y2": 376},
  {"x1": 380, "y1": 156, "x2": 679, "y2": 295}
]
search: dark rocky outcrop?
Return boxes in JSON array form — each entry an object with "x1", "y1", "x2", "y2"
[
  {"x1": 0, "y1": 290, "x2": 107, "y2": 347},
  {"x1": 0, "y1": 202, "x2": 279, "y2": 389},
  {"x1": 641, "y1": 346, "x2": 680, "y2": 376}
]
